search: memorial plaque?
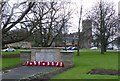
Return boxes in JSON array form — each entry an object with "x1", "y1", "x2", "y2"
[
  {"x1": 35, "y1": 49, "x2": 57, "y2": 61},
  {"x1": 31, "y1": 47, "x2": 64, "y2": 62}
]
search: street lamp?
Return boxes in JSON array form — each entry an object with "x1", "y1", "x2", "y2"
[{"x1": 77, "y1": 0, "x2": 83, "y2": 56}]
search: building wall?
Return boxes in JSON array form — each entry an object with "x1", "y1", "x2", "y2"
[
  {"x1": 7, "y1": 42, "x2": 31, "y2": 48},
  {"x1": 65, "y1": 33, "x2": 78, "y2": 46},
  {"x1": 80, "y1": 19, "x2": 92, "y2": 48}
]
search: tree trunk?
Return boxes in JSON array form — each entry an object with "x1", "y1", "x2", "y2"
[
  {"x1": 77, "y1": 32, "x2": 80, "y2": 56},
  {"x1": 101, "y1": 42, "x2": 104, "y2": 54},
  {"x1": 100, "y1": 37, "x2": 107, "y2": 54},
  {"x1": 104, "y1": 42, "x2": 107, "y2": 52}
]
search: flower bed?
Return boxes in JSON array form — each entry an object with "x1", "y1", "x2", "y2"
[{"x1": 23, "y1": 61, "x2": 64, "y2": 67}]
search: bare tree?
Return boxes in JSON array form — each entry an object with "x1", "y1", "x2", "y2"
[
  {"x1": 1, "y1": 1, "x2": 35, "y2": 46},
  {"x1": 31, "y1": 1, "x2": 72, "y2": 47},
  {"x1": 87, "y1": 1, "x2": 119, "y2": 54},
  {"x1": 0, "y1": 1, "x2": 5, "y2": 48}
]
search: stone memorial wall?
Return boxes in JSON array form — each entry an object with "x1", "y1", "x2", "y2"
[
  {"x1": 31, "y1": 47, "x2": 63, "y2": 62},
  {"x1": 20, "y1": 47, "x2": 74, "y2": 68}
]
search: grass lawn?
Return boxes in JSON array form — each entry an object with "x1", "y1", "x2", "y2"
[
  {"x1": 1, "y1": 50, "x2": 21, "y2": 69},
  {"x1": 1, "y1": 58, "x2": 20, "y2": 69},
  {"x1": 52, "y1": 52, "x2": 119, "y2": 79},
  {"x1": 1, "y1": 49, "x2": 31, "y2": 69}
]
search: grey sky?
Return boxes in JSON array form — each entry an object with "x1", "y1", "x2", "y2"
[
  {"x1": 69, "y1": 0, "x2": 120, "y2": 33},
  {"x1": 6, "y1": 0, "x2": 120, "y2": 33}
]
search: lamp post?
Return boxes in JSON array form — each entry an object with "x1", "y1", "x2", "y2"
[{"x1": 77, "y1": 0, "x2": 83, "y2": 56}]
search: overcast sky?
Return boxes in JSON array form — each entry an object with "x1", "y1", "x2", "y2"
[
  {"x1": 68, "y1": 0, "x2": 120, "y2": 33},
  {"x1": 8, "y1": 0, "x2": 120, "y2": 33}
]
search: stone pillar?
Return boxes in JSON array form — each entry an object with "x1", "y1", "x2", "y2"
[
  {"x1": 60, "y1": 50, "x2": 74, "y2": 67},
  {"x1": 20, "y1": 50, "x2": 31, "y2": 63}
]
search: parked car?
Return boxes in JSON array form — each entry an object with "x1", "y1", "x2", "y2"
[
  {"x1": 107, "y1": 47, "x2": 113, "y2": 50},
  {"x1": 66, "y1": 47, "x2": 72, "y2": 50},
  {"x1": 63, "y1": 47, "x2": 72, "y2": 50},
  {"x1": 71, "y1": 47, "x2": 78, "y2": 50},
  {"x1": 2, "y1": 48, "x2": 16, "y2": 52},
  {"x1": 113, "y1": 46, "x2": 119, "y2": 50},
  {"x1": 107, "y1": 46, "x2": 119, "y2": 50},
  {"x1": 63, "y1": 47, "x2": 78, "y2": 50},
  {"x1": 90, "y1": 47, "x2": 98, "y2": 50}
]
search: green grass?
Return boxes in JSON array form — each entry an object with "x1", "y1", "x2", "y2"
[
  {"x1": 0, "y1": 58, "x2": 20, "y2": 69},
  {"x1": 0, "y1": 50, "x2": 21, "y2": 69},
  {"x1": 1, "y1": 50, "x2": 20, "y2": 55},
  {"x1": 0, "y1": 49, "x2": 31, "y2": 69},
  {"x1": 52, "y1": 52, "x2": 119, "y2": 79}
]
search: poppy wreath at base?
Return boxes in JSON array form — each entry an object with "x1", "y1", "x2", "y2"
[{"x1": 23, "y1": 61, "x2": 64, "y2": 67}]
